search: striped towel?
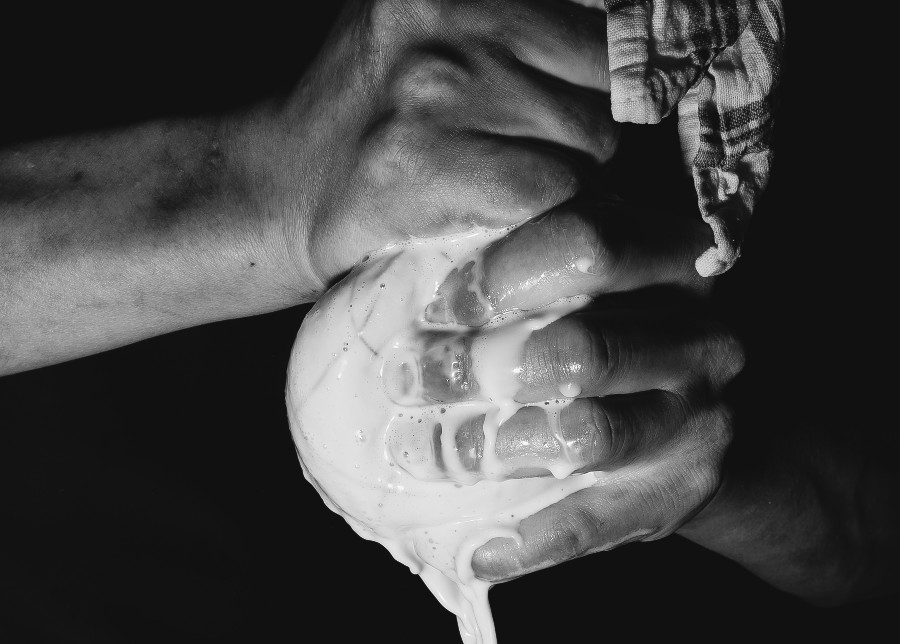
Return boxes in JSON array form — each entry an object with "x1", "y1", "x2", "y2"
[{"x1": 605, "y1": 0, "x2": 785, "y2": 276}]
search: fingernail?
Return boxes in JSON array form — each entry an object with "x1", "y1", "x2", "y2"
[
  {"x1": 383, "y1": 332, "x2": 481, "y2": 405},
  {"x1": 420, "y1": 333, "x2": 480, "y2": 403},
  {"x1": 423, "y1": 294, "x2": 452, "y2": 324},
  {"x1": 387, "y1": 421, "x2": 447, "y2": 481},
  {"x1": 388, "y1": 415, "x2": 489, "y2": 483},
  {"x1": 425, "y1": 261, "x2": 492, "y2": 326},
  {"x1": 494, "y1": 406, "x2": 560, "y2": 464},
  {"x1": 453, "y1": 415, "x2": 485, "y2": 472}
]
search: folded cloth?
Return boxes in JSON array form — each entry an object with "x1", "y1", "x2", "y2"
[{"x1": 605, "y1": 0, "x2": 785, "y2": 276}]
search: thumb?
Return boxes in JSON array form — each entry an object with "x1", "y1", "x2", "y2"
[{"x1": 471, "y1": 460, "x2": 713, "y2": 582}]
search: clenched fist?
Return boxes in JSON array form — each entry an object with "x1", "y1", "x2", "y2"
[
  {"x1": 0, "y1": 0, "x2": 618, "y2": 373},
  {"x1": 248, "y1": 0, "x2": 618, "y2": 294}
]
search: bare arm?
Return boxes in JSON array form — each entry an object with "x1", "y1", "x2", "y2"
[
  {"x1": 0, "y1": 112, "x2": 306, "y2": 375},
  {"x1": 1, "y1": 0, "x2": 618, "y2": 377}
]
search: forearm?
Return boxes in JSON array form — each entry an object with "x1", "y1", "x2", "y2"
[
  {"x1": 0, "y1": 110, "x2": 313, "y2": 376},
  {"x1": 679, "y1": 430, "x2": 899, "y2": 605}
]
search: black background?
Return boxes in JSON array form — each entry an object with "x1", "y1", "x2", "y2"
[{"x1": 1, "y1": 4, "x2": 895, "y2": 643}]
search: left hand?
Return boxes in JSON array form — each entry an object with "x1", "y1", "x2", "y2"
[
  {"x1": 468, "y1": 301, "x2": 743, "y2": 581},
  {"x1": 394, "y1": 198, "x2": 745, "y2": 581},
  {"x1": 422, "y1": 198, "x2": 892, "y2": 606}
]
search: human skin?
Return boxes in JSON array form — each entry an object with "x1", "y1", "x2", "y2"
[
  {"x1": 443, "y1": 207, "x2": 899, "y2": 607},
  {"x1": 1, "y1": 0, "x2": 894, "y2": 613},
  {"x1": 1, "y1": 0, "x2": 616, "y2": 375}
]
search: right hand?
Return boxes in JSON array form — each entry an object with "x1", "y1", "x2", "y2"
[{"x1": 234, "y1": 0, "x2": 617, "y2": 298}]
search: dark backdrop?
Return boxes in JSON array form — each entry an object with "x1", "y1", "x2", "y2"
[{"x1": 1, "y1": 5, "x2": 894, "y2": 643}]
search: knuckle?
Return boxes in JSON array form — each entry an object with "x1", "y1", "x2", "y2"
[
  {"x1": 491, "y1": 151, "x2": 578, "y2": 212},
  {"x1": 704, "y1": 325, "x2": 746, "y2": 384},
  {"x1": 359, "y1": 117, "x2": 420, "y2": 185},
  {"x1": 370, "y1": 0, "x2": 441, "y2": 40},
  {"x1": 540, "y1": 505, "x2": 600, "y2": 563},
  {"x1": 471, "y1": 38, "x2": 517, "y2": 72},
  {"x1": 685, "y1": 400, "x2": 734, "y2": 461},
  {"x1": 709, "y1": 403, "x2": 736, "y2": 449},
  {"x1": 588, "y1": 214, "x2": 622, "y2": 280},
  {"x1": 675, "y1": 461, "x2": 724, "y2": 514},
  {"x1": 594, "y1": 113, "x2": 620, "y2": 161},
  {"x1": 446, "y1": 0, "x2": 502, "y2": 25},
  {"x1": 559, "y1": 398, "x2": 620, "y2": 470},
  {"x1": 722, "y1": 333, "x2": 747, "y2": 377},
  {"x1": 585, "y1": 399, "x2": 626, "y2": 466},
  {"x1": 360, "y1": 112, "x2": 446, "y2": 188},
  {"x1": 387, "y1": 47, "x2": 471, "y2": 105},
  {"x1": 528, "y1": 317, "x2": 593, "y2": 386},
  {"x1": 536, "y1": 311, "x2": 622, "y2": 388},
  {"x1": 584, "y1": 320, "x2": 619, "y2": 384},
  {"x1": 556, "y1": 99, "x2": 619, "y2": 163},
  {"x1": 533, "y1": 158, "x2": 580, "y2": 209},
  {"x1": 468, "y1": 140, "x2": 525, "y2": 207}
]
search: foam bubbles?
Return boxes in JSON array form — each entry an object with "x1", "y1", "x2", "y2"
[{"x1": 286, "y1": 229, "x2": 598, "y2": 644}]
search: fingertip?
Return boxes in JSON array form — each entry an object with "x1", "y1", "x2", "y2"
[
  {"x1": 424, "y1": 261, "x2": 492, "y2": 326},
  {"x1": 471, "y1": 537, "x2": 523, "y2": 582},
  {"x1": 423, "y1": 295, "x2": 453, "y2": 324}
]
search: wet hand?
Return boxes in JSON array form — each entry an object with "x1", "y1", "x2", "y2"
[
  {"x1": 424, "y1": 197, "x2": 711, "y2": 325},
  {"x1": 468, "y1": 303, "x2": 743, "y2": 581},
  {"x1": 389, "y1": 199, "x2": 743, "y2": 580}
]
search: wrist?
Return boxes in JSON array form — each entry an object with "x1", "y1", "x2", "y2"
[
  {"x1": 0, "y1": 111, "x2": 318, "y2": 375},
  {"x1": 218, "y1": 99, "x2": 323, "y2": 308},
  {"x1": 677, "y1": 446, "x2": 864, "y2": 606}
]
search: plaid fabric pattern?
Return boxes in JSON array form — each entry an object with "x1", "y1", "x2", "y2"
[{"x1": 606, "y1": 0, "x2": 785, "y2": 276}]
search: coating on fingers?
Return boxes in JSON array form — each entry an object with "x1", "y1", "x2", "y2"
[{"x1": 425, "y1": 203, "x2": 711, "y2": 325}]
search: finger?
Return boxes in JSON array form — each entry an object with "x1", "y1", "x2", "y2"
[
  {"x1": 494, "y1": 391, "x2": 690, "y2": 476},
  {"x1": 425, "y1": 202, "x2": 712, "y2": 325},
  {"x1": 383, "y1": 330, "x2": 481, "y2": 406},
  {"x1": 478, "y1": 58, "x2": 618, "y2": 165},
  {"x1": 471, "y1": 480, "x2": 669, "y2": 582},
  {"x1": 471, "y1": 405, "x2": 731, "y2": 581},
  {"x1": 423, "y1": 134, "x2": 583, "y2": 229},
  {"x1": 387, "y1": 413, "x2": 488, "y2": 483},
  {"x1": 461, "y1": 0, "x2": 611, "y2": 91},
  {"x1": 399, "y1": 310, "x2": 742, "y2": 406},
  {"x1": 390, "y1": 388, "x2": 696, "y2": 483},
  {"x1": 515, "y1": 310, "x2": 743, "y2": 403}
]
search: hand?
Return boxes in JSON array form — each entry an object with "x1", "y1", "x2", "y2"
[
  {"x1": 467, "y1": 302, "x2": 742, "y2": 581},
  {"x1": 241, "y1": 0, "x2": 617, "y2": 295},
  {"x1": 386, "y1": 198, "x2": 742, "y2": 581},
  {"x1": 424, "y1": 196, "x2": 711, "y2": 326},
  {"x1": 406, "y1": 198, "x2": 899, "y2": 605},
  {"x1": 0, "y1": 0, "x2": 617, "y2": 374}
]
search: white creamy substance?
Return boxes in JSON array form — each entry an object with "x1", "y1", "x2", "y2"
[{"x1": 286, "y1": 228, "x2": 602, "y2": 643}]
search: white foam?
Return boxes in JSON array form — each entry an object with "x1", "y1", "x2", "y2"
[{"x1": 286, "y1": 228, "x2": 599, "y2": 643}]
